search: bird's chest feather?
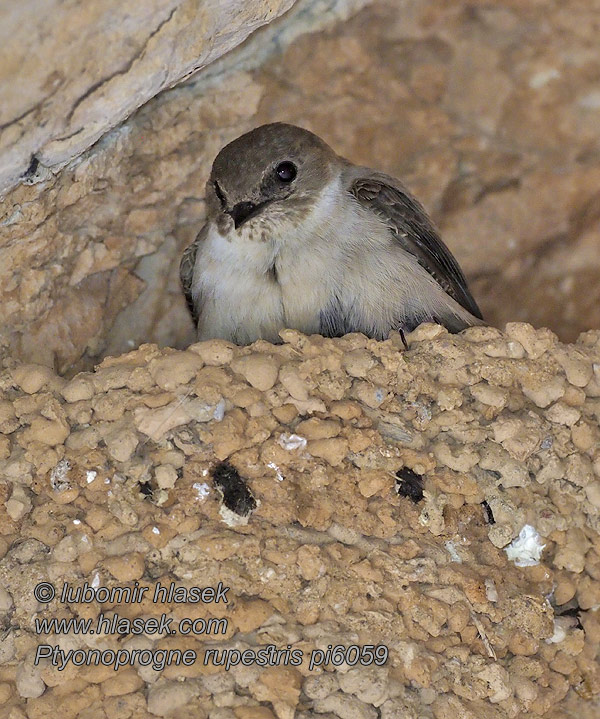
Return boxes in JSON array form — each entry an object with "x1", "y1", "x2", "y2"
[
  {"x1": 194, "y1": 225, "x2": 283, "y2": 342},
  {"x1": 194, "y1": 187, "x2": 371, "y2": 342}
]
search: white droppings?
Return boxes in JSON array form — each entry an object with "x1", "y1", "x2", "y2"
[
  {"x1": 411, "y1": 401, "x2": 432, "y2": 422},
  {"x1": 546, "y1": 619, "x2": 567, "y2": 644},
  {"x1": 259, "y1": 567, "x2": 276, "y2": 582},
  {"x1": 505, "y1": 525, "x2": 546, "y2": 567},
  {"x1": 219, "y1": 504, "x2": 250, "y2": 527},
  {"x1": 72, "y1": 519, "x2": 81, "y2": 525},
  {"x1": 278, "y1": 433, "x2": 307, "y2": 450},
  {"x1": 267, "y1": 461, "x2": 284, "y2": 481},
  {"x1": 50, "y1": 459, "x2": 72, "y2": 491},
  {"x1": 485, "y1": 578, "x2": 498, "y2": 603},
  {"x1": 445, "y1": 541, "x2": 462, "y2": 563},
  {"x1": 529, "y1": 68, "x2": 560, "y2": 89},
  {"x1": 201, "y1": 468, "x2": 209, "y2": 477},
  {"x1": 104, "y1": 477, "x2": 111, "y2": 484},
  {"x1": 152, "y1": 526, "x2": 160, "y2": 535},
  {"x1": 193, "y1": 482, "x2": 210, "y2": 499},
  {"x1": 213, "y1": 399, "x2": 226, "y2": 422},
  {"x1": 91, "y1": 572, "x2": 100, "y2": 589},
  {"x1": 86, "y1": 470, "x2": 97, "y2": 484}
]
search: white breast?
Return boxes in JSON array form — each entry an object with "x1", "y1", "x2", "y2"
[
  {"x1": 190, "y1": 175, "x2": 469, "y2": 344},
  {"x1": 192, "y1": 222, "x2": 284, "y2": 343},
  {"x1": 192, "y1": 178, "x2": 351, "y2": 344}
]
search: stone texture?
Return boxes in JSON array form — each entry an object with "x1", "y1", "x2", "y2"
[
  {"x1": 0, "y1": 326, "x2": 599, "y2": 717},
  {"x1": 0, "y1": 0, "x2": 296, "y2": 193}
]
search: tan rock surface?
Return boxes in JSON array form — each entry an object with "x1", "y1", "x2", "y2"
[
  {"x1": 0, "y1": 0, "x2": 296, "y2": 193},
  {"x1": 0, "y1": 325, "x2": 599, "y2": 717}
]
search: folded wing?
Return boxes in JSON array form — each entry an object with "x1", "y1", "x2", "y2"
[
  {"x1": 179, "y1": 225, "x2": 207, "y2": 328},
  {"x1": 348, "y1": 174, "x2": 483, "y2": 320}
]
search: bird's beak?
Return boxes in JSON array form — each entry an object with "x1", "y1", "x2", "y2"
[
  {"x1": 227, "y1": 201, "x2": 259, "y2": 229},
  {"x1": 227, "y1": 199, "x2": 272, "y2": 229}
]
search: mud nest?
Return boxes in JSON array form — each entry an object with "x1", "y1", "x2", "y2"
[{"x1": 0, "y1": 322, "x2": 599, "y2": 718}]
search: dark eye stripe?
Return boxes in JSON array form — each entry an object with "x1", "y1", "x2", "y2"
[{"x1": 214, "y1": 180, "x2": 227, "y2": 208}]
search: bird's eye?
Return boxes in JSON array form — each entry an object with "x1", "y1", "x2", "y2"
[
  {"x1": 275, "y1": 161, "x2": 297, "y2": 183},
  {"x1": 214, "y1": 180, "x2": 226, "y2": 208}
]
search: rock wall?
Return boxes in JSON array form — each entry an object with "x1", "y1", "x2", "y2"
[
  {"x1": 0, "y1": 0, "x2": 296, "y2": 193},
  {"x1": 1, "y1": 324, "x2": 599, "y2": 717},
  {"x1": 1, "y1": 0, "x2": 600, "y2": 374}
]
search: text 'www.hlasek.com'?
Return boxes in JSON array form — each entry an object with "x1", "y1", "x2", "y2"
[{"x1": 32, "y1": 581, "x2": 389, "y2": 672}]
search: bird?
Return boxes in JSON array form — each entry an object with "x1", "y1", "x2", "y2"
[{"x1": 180, "y1": 122, "x2": 483, "y2": 346}]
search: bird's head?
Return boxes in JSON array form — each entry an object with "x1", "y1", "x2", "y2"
[{"x1": 206, "y1": 123, "x2": 339, "y2": 234}]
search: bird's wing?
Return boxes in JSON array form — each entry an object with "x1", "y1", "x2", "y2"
[
  {"x1": 348, "y1": 173, "x2": 483, "y2": 320},
  {"x1": 179, "y1": 225, "x2": 206, "y2": 328}
]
